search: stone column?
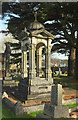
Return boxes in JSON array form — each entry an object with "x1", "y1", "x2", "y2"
[
  {"x1": 37, "y1": 47, "x2": 42, "y2": 77},
  {"x1": 45, "y1": 45, "x2": 52, "y2": 81},
  {"x1": 29, "y1": 44, "x2": 36, "y2": 79},
  {"x1": 23, "y1": 51, "x2": 28, "y2": 78},
  {"x1": 21, "y1": 51, "x2": 23, "y2": 78}
]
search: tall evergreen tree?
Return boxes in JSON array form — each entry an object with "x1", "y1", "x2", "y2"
[{"x1": 2, "y1": 2, "x2": 78, "y2": 78}]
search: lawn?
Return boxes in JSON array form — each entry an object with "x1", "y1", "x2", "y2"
[
  {"x1": 66, "y1": 103, "x2": 78, "y2": 108},
  {"x1": 2, "y1": 103, "x2": 78, "y2": 119},
  {"x1": 53, "y1": 76, "x2": 78, "y2": 89},
  {"x1": 13, "y1": 74, "x2": 78, "y2": 90},
  {"x1": 2, "y1": 73, "x2": 78, "y2": 119},
  {"x1": 2, "y1": 104, "x2": 43, "y2": 119}
]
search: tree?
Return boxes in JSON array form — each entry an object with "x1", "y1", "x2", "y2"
[
  {"x1": 2, "y1": 2, "x2": 43, "y2": 65},
  {"x1": 41, "y1": 2, "x2": 78, "y2": 78},
  {"x1": 2, "y1": 2, "x2": 78, "y2": 78}
]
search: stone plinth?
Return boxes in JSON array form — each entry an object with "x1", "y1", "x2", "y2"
[
  {"x1": 13, "y1": 77, "x2": 53, "y2": 102},
  {"x1": 36, "y1": 84, "x2": 69, "y2": 118},
  {"x1": 3, "y1": 76, "x2": 17, "y2": 87},
  {"x1": 44, "y1": 103, "x2": 69, "y2": 118}
]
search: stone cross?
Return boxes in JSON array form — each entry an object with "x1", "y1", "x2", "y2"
[{"x1": 51, "y1": 84, "x2": 62, "y2": 105}]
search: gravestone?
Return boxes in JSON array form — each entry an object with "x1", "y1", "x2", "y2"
[
  {"x1": 51, "y1": 84, "x2": 62, "y2": 105},
  {"x1": 3, "y1": 43, "x2": 17, "y2": 87},
  {"x1": 14, "y1": 101, "x2": 23, "y2": 116},
  {"x1": 36, "y1": 84, "x2": 69, "y2": 118}
]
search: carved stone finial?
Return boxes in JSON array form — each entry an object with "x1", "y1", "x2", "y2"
[
  {"x1": 34, "y1": 12, "x2": 37, "y2": 21},
  {"x1": 24, "y1": 27, "x2": 27, "y2": 32}
]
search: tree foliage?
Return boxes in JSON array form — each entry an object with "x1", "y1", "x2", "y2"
[{"x1": 2, "y1": 2, "x2": 78, "y2": 77}]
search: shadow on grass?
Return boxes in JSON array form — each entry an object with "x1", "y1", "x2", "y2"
[
  {"x1": 54, "y1": 76, "x2": 78, "y2": 90},
  {"x1": 2, "y1": 104, "x2": 43, "y2": 119}
]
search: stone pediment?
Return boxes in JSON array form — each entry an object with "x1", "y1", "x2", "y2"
[{"x1": 31, "y1": 29, "x2": 54, "y2": 40}]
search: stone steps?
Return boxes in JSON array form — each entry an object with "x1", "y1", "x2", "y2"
[
  {"x1": 3, "y1": 80, "x2": 15, "y2": 84},
  {"x1": 31, "y1": 79, "x2": 53, "y2": 86},
  {"x1": 19, "y1": 83, "x2": 52, "y2": 94},
  {"x1": 28, "y1": 92, "x2": 51, "y2": 100},
  {"x1": 13, "y1": 93, "x2": 51, "y2": 103},
  {"x1": 3, "y1": 81, "x2": 17, "y2": 87},
  {"x1": 3, "y1": 83, "x2": 17, "y2": 87}
]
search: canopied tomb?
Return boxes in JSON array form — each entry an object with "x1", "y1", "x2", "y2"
[{"x1": 19, "y1": 14, "x2": 54, "y2": 101}]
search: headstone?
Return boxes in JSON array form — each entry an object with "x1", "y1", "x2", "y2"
[
  {"x1": 51, "y1": 84, "x2": 62, "y2": 105},
  {"x1": 36, "y1": 84, "x2": 69, "y2": 118},
  {"x1": 3, "y1": 43, "x2": 17, "y2": 87},
  {"x1": 14, "y1": 101, "x2": 23, "y2": 116},
  {"x1": 4, "y1": 43, "x2": 11, "y2": 77}
]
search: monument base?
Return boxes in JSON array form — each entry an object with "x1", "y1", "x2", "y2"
[
  {"x1": 36, "y1": 84, "x2": 69, "y2": 119},
  {"x1": 12, "y1": 77, "x2": 53, "y2": 102},
  {"x1": 37, "y1": 105, "x2": 69, "y2": 118},
  {"x1": 43, "y1": 103, "x2": 69, "y2": 118},
  {"x1": 3, "y1": 77, "x2": 17, "y2": 87}
]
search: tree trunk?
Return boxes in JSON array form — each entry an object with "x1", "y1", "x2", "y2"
[
  {"x1": 75, "y1": 48, "x2": 78, "y2": 79},
  {"x1": 75, "y1": 31, "x2": 78, "y2": 80},
  {"x1": 68, "y1": 54, "x2": 70, "y2": 76},
  {"x1": 68, "y1": 47, "x2": 76, "y2": 77}
]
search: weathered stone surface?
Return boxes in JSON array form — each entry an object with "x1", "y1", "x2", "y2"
[
  {"x1": 3, "y1": 77, "x2": 17, "y2": 87},
  {"x1": 5, "y1": 77, "x2": 12, "y2": 80},
  {"x1": 36, "y1": 113, "x2": 51, "y2": 119},
  {"x1": 2, "y1": 97, "x2": 14, "y2": 110},
  {"x1": 63, "y1": 98, "x2": 78, "y2": 105},
  {"x1": 44, "y1": 103, "x2": 69, "y2": 118},
  {"x1": 51, "y1": 84, "x2": 62, "y2": 106},
  {"x1": 22, "y1": 51, "x2": 28, "y2": 78},
  {"x1": 36, "y1": 84, "x2": 69, "y2": 118},
  {"x1": 30, "y1": 84, "x2": 52, "y2": 94},
  {"x1": 14, "y1": 101, "x2": 23, "y2": 116},
  {"x1": 2, "y1": 98, "x2": 24, "y2": 116},
  {"x1": 23, "y1": 104, "x2": 44, "y2": 114},
  {"x1": 31, "y1": 77, "x2": 53, "y2": 86}
]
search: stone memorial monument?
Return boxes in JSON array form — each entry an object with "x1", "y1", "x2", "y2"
[
  {"x1": 36, "y1": 84, "x2": 69, "y2": 118},
  {"x1": 3, "y1": 43, "x2": 17, "y2": 87},
  {"x1": 16, "y1": 12, "x2": 54, "y2": 102}
]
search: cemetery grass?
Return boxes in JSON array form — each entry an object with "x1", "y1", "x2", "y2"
[
  {"x1": 54, "y1": 76, "x2": 78, "y2": 89},
  {"x1": 2, "y1": 103, "x2": 78, "y2": 118},
  {"x1": 13, "y1": 74, "x2": 21, "y2": 82},
  {"x1": 13, "y1": 74, "x2": 78, "y2": 89},
  {"x1": 66, "y1": 103, "x2": 78, "y2": 108},
  {"x1": 2, "y1": 104, "x2": 43, "y2": 118}
]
